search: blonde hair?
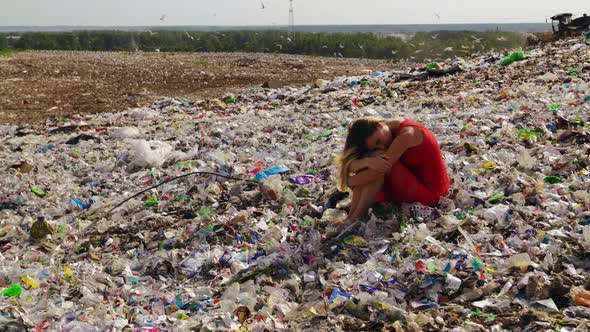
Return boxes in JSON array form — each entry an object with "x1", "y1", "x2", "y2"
[{"x1": 334, "y1": 117, "x2": 383, "y2": 191}]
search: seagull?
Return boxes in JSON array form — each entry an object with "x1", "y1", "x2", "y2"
[
  {"x1": 160, "y1": 14, "x2": 167, "y2": 21},
  {"x1": 185, "y1": 31, "x2": 194, "y2": 40},
  {"x1": 431, "y1": 33, "x2": 439, "y2": 39},
  {"x1": 339, "y1": 43, "x2": 344, "y2": 49},
  {"x1": 147, "y1": 30, "x2": 157, "y2": 36},
  {"x1": 470, "y1": 35, "x2": 483, "y2": 43},
  {"x1": 358, "y1": 44, "x2": 364, "y2": 50},
  {"x1": 391, "y1": 50, "x2": 398, "y2": 55},
  {"x1": 434, "y1": 12, "x2": 441, "y2": 19},
  {"x1": 322, "y1": 45, "x2": 328, "y2": 49}
]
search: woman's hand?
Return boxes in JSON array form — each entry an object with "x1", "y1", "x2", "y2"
[{"x1": 366, "y1": 155, "x2": 392, "y2": 174}]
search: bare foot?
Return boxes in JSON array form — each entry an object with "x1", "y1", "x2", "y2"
[{"x1": 336, "y1": 197, "x2": 352, "y2": 210}]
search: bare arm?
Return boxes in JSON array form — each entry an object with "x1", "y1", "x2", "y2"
[
  {"x1": 348, "y1": 158, "x2": 369, "y2": 173},
  {"x1": 346, "y1": 149, "x2": 388, "y2": 187},
  {"x1": 383, "y1": 126, "x2": 423, "y2": 165},
  {"x1": 347, "y1": 168, "x2": 383, "y2": 187}
]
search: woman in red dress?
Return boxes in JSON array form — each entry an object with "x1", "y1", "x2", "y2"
[{"x1": 335, "y1": 117, "x2": 450, "y2": 223}]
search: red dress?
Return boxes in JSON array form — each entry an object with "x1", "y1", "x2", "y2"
[{"x1": 376, "y1": 120, "x2": 450, "y2": 206}]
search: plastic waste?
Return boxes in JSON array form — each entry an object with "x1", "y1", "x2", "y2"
[
  {"x1": 500, "y1": 50, "x2": 525, "y2": 66},
  {"x1": 254, "y1": 164, "x2": 289, "y2": 181},
  {"x1": 1, "y1": 284, "x2": 22, "y2": 297},
  {"x1": 0, "y1": 36, "x2": 589, "y2": 331},
  {"x1": 128, "y1": 139, "x2": 172, "y2": 168}
]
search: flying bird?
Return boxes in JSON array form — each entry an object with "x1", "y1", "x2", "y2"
[
  {"x1": 391, "y1": 50, "x2": 398, "y2": 55},
  {"x1": 160, "y1": 14, "x2": 167, "y2": 21},
  {"x1": 470, "y1": 35, "x2": 483, "y2": 43},
  {"x1": 431, "y1": 33, "x2": 439, "y2": 39},
  {"x1": 496, "y1": 36, "x2": 507, "y2": 41},
  {"x1": 185, "y1": 31, "x2": 194, "y2": 40},
  {"x1": 434, "y1": 12, "x2": 441, "y2": 19},
  {"x1": 286, "y1": 37, "x2": 292, "y2": 42},
  {"x1": 261, "y1": 1, "x2": 266, "y2": 9},
  {"x1": 339, "y1": 43, "x2": 344, "y2": 49},
  {"x1": 147, "y1": 30, "x2": 157, "y2": 36},
  {"x1": 322, "y1": 45, "x2": 328, "y2": 49},
  {"x1": 276, "y1": 44, "x2": 283, "y2": 50}
]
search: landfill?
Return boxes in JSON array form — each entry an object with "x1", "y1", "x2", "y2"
[{"x1": 0, "y1": 36, "x2": 589, "y2": 331}]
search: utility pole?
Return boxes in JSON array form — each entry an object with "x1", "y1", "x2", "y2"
[{"x1": 288, "y1": 0, "x2": 295, "y2": 37}]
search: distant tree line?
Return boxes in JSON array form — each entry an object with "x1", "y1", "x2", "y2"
[{"x1": 0, "y1": 30, "x2": 524, "y2": 62}]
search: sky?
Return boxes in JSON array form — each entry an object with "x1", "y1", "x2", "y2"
[{"x1": 0, "y1": 0, "x2": 588, "y2": 26}]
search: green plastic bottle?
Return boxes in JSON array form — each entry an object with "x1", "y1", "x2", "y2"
[
  {"x1": 2, "y1": 284, "x2": 22, "y2": 298},
  {"x1": 500, "y1": 51, "x2": 525, "y2": 66},
  {"x1": 543, "y1": 176, "x2": 563, "y2": 184},
  {"x1": 144, "y1": 197, "x2": 158, "y2": 206},
  {"x1": 31, "y1": 186, "x2": 45, "y2": 198}
]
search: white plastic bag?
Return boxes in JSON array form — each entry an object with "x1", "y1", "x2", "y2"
[
  {"x1": 110, "y1": 127, "x2": 141, "y2": 139},
  {"x1": 128, "y1": 139, "x2": 172, "y2": 168}
]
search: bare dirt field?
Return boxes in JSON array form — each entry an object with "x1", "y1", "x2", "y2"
[{"x1": 0, "y1": 51, "x2": 398, "y2": 125}]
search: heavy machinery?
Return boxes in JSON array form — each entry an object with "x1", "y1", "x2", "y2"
[
  {"x1": 550, "y1": 13, "x2": 590, "y2": 38},
  {"x1": 530, "y1": 13, "x2": 590, "y2": 45}
]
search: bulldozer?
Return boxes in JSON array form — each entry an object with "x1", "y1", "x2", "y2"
[
  {"x1": 530, "y1": 13, "x2": 590, "y2": 45},
  {"x1": 550, "y1": 13, "x2": 590, "y2": 38}
]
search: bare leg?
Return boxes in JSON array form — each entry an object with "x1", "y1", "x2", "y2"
[
  {"x1": 347, "y1": 186, "x2": 362, "y2": 220},
  {"x1": 347, "y1": 176, "x2": 384, "y2": 221}
]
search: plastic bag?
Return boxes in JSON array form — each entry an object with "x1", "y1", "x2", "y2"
[{"x1": 128, "y1": 139, "x2": 172, "y2": 168}]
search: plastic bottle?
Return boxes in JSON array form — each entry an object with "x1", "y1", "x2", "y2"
[
  {"x1": 151, "y1": 298, "x2": 165, "y2": 317},
  {"x1": 543, "y1": 176, "x2": 563, "y2": 184},
  {"x1": 574, "y1": 288, "x2": 590, "y2": 307},
  {"x1": 321, "y1": 209, "x2": 347, "y2": 224},
  {"x1": 1, "y1": 283, "x2": 22, "y2": 297},
  {"x1": 500, "y1": 51, "x2": 525, "y2": 66},
  {"x1": 508, "y1": 253, "x2": 532, "y2": 271}
]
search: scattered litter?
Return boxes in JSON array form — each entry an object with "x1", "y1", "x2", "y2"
[{"x1": 0, "y1": 36, "x2": 588, "y2": 330}]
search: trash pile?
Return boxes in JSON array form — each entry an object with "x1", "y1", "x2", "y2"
[{"x1": 0, "y1": 37, "x2": 589, "y2": 331}]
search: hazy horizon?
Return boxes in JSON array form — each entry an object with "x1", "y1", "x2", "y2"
[{"x1": 0, "y1": 0, "x2": 587, "y2": 26}]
